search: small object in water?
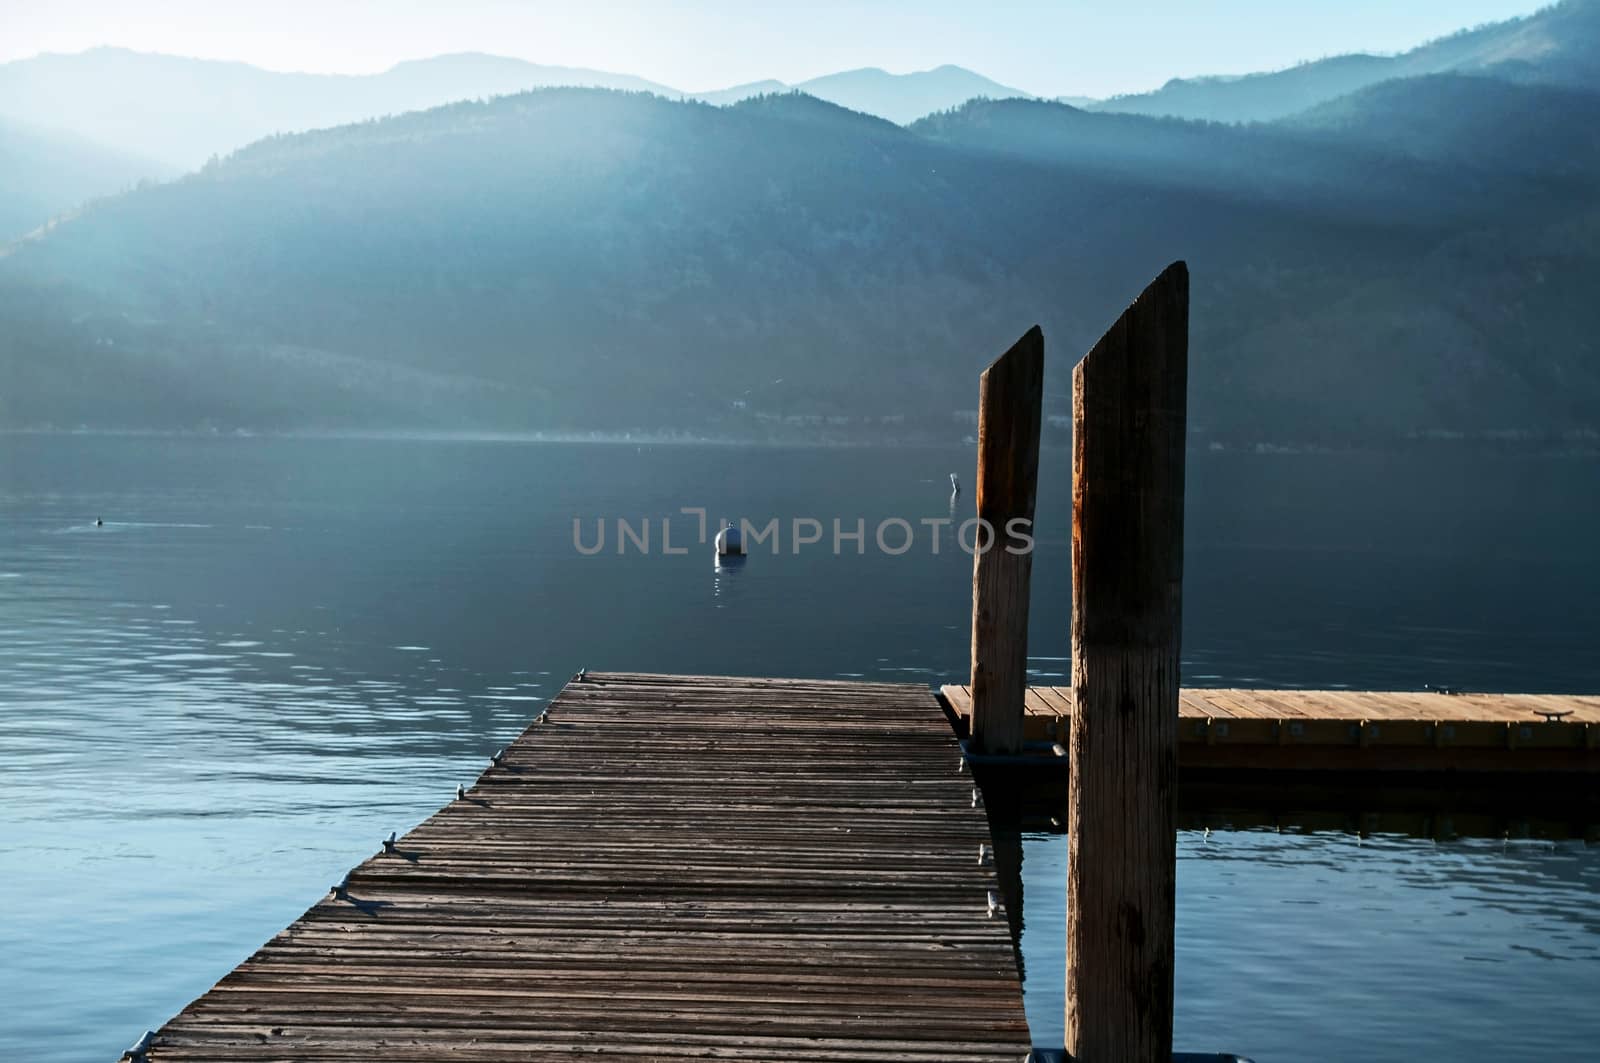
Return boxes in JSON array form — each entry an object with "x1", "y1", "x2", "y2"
[
  {"x1": 986, "y1": 890, "x2": 999, "y2": 917},
  {"x1": 714, "y1": 522, "x2": 744, "y2": 557},
  {"x1": 95, "y1": 517, "x2": 104, "y2": 526},
  {"x1": 124, "y1": 1029, "x2": 155, "y2": 1061},
  {"x1": 383, "y1": 831, "x2": 396, "y2": 853},
  {"x1": 455, "y1": 783, "x2": 465, "y2": 801},
  {"x1": 949, "y1": 473, "x2": 960, "y2": 494}
]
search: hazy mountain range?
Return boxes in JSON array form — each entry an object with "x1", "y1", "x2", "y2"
[
  {"x1": 2, "y1": 1, "x2": 1590, "y2": 162},
  {"x1": 2, "y1": 0, "x2": 1598, "y2": 446},
  {"x1": 0, "y1": 48, "x2": 1027, "y2": 171},
  {"x1": 0, "y1": 1, "x2": 1589, "y2": 233},
  {"x1": 1087, "y1": 0, "x2": 1600, "y2": 122},
  {"x1": 0, "y1": 48, "x2": 1029, "y2": 239}
]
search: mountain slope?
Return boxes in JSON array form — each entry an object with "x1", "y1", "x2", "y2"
[
  {"x1": 910, "y1": 97, "x2": 1495, "y2": 222},
  {"x1": 692, "y1": 79, "x2": 788, "y2": 106},
  {"x1": 0, "y1": 119, "x2": 173, "y2": 240},
  {"x1": 692, "y1": 65, "x2": 1031, "y2": 120},
  {"x1": 1, "y1": 87, "x2": 1595, "y2": 443},
  {"x1": 1283, "y1": 74, "x2": 1600, "y2": 180},
  {"x1": 791, "y1": 65, "x2": 1032, "y2": 123},
  {"x1": 1092, "y1": 0, "x2": 1600, "y2": 122}
]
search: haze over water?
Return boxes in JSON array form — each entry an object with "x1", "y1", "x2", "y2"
[{"x1": 2, "y1": 435, "x2": 1598, "y2": 1060}]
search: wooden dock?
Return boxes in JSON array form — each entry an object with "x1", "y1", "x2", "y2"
[
  {"x1": 942, "y1": 685, "x2": 1600, "y2": 773},
  {"x1": 128, "y1": 672, "x2": 1032, "y2": 1062}
]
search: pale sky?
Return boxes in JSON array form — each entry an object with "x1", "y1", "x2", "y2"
[{"x1": 0, "y1": 0, "x2": 1557, "y2": 97}]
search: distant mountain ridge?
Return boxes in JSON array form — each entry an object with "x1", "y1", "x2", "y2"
[
  {"x1": 3, "y1": 0, "x2": 1596, "y2": 175},
  {"x1": 3, "y1": 83, "x2": 1596, "y2": 444},
  {"x1": 0, "y1": 48, "x2": 1029, "y2": 170},
  {"x1": 780, "y1": 66, "x2": 1032, "y2": 124},
  {"x1": 1089, "y1": 0, "x2": 1600, "y2": 122},
  {"x1": 3, "y1": 0, "x2": 1594, "y2": 234},
  {"x1": 0, "y1": 47, "x2": 682, "y2": 169}
]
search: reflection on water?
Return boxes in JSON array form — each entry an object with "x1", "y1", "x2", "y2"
[
  {"x1": 2, "y1": 566, "x2": 543, "y2": 1057},
  {"x1": 2, "y1": 436, "x2": 1598, "y2": 1060},
  {"x1": 1018, "y1": 830, "x2": 1600, "y2": 1062}
]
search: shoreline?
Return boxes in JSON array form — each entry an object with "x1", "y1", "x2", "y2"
[{"x1": 5, "y1": 425, "x2": 1600, "y2": 457}]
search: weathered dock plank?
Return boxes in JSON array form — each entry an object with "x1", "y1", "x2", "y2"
[
  {"x1": 130, "y1": 673, "x2": 1031, "y2": 1062},
  {"x1": 942, "y1": 685, "x2": 1600, "y2": 772}
]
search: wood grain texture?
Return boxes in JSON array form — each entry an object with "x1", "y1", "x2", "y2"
[
  {"x1": 132, "y1": 672, "x2": 1031, "y2": 1062},
  {"x1": 969, "y1": 325, "x2": 1044, "y2": 756},
  {"x1": 1066, "y1": 262, "x2": 1187, "y2": 1063}
]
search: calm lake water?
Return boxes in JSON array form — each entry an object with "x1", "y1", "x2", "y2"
[{"x1": 2, "y1": 434, "x2": 1598, "y2": 1061}]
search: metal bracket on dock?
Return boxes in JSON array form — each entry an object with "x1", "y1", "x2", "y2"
[
  {"x1": 957, "y1": 738, "x2": 1068, "y2": 767},
  {"x1": 121, "y1": 1030, "x2": 155, "y2": 1063}
]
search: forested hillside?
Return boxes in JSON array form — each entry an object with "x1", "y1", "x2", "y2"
[{"x1": 4, "y1": 79, "x2": 1596, "y2": 445}]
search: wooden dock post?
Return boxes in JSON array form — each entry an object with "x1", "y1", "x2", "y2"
[
  {"x1": 1066, "y1": 262, "x2": 1188, "y2": 1061},
  {"x1": 969, "y1": 326, "x2": 1044, "y2": 755}
]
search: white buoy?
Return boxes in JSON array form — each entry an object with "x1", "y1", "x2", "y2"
[{"x1": 714, "y1": 522, "x2": 744, "y2": 557}]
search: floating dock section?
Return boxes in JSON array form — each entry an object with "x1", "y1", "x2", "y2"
[{"x1": 943, "y1": 685, "x2": 1600, "y2": 773}]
